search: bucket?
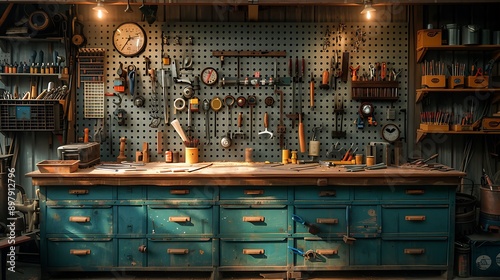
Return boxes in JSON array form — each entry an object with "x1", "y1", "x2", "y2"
[
  {"x1": 462, "y1": 25, "x2": 480, "y2": 45},
  {"x1": 446, "y1": 24, "x2": 460, "y2": 45},
  {"x1": 482, "y1": 29, "x2": 491, "y2": 45},
  {"x1": 480, "y1": 186, "x2": 500, "y2": 215},
  {"x1": 455, "y1": 242, "x2": 470, "y2": 278}
]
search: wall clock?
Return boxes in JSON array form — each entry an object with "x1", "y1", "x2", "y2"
[
  {"x1": 113, "y1": 22, "x2": 147, "y2": 57},
  {"x1": 381, "y1": 123, "x2": 401, "y2": 143}
]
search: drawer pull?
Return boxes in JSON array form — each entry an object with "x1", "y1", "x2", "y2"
[
  {"x1": 243, "y1": 249, "x2": 264, "y2": 255},
  {"x1": 405, "y1": 215, "x2": 426, "y2": 221},
  {"x1": 169, "y1": 216, "x2": 191, "y2": 222},
  {"x1": 316, "y1": 218, "x2": 338, "y2": 224},
  {"x1": 70, "y1": 249, "x2": 90, "y2": 255},
  {"x1": 167, "y1": 249, "x2": 189, "y2": 254},
  {"x1": 170, "y1": 189, "x2": 190, "y2": 195},
  {"x1": 316, "y1": 249, "x2": 338, "y2": 255},
  {"x1": 319, "y1": 190, "x2": 336, "y2": 197},
  {"x1": 243, "y1": 216, "x2": 265, "y2": 222},
  {"x1": 244, "y1": 189, "x2": 264, "y2": 195},
  {"x1": 404, "y1": 248, "x2": 425, "y2": 255},
  {"x1": 69, "y1": 216, "x2": 90, "y2": 223},
  {"x1": 68, "y1": 189, "x2": 89, "y2": 195},
  {"x1": 405, "y1": 189, "x2": 425, "y2": 195}
]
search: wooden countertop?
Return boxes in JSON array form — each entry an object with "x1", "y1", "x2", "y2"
[{"x1": 27, "y1": 162, "x2": 465, "y2": 187}]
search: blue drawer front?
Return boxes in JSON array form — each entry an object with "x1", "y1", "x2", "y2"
[
  {"x1": 147, "y1": 186, "x2": 214, "y2": 200},
  {"x1": 353, "y1": 187, "x2": 382, "y2": 200},
  {"x1": 350, "y1": 205, "x2": 380, "y2": 236},
  {"x1": 219, "y1": 186, "x2": 287, "y2": 200},
  {"x1": 382, "y1": 186, "x2": 449, "y2": 200},
  {"x1": 382, "y1": 206, "x2": 449, "y2": 234},
  {"x1": 118, "y1": 186, "x2": 146, "y2": 199},
  {"x1": 148, "y1": 206, "x2": 213, "y2": 235},
  {"x1": 46, "y1": 207, "x2": 113, "y2": 234},
  {"x1": 220, "y1": 206, "x2": 288, "y2": 234},
  {"x1": 47, "y1": 239, "x2": 113, "y2": 268},
  {"x1": 220, "y1": 239, "x2": 288, "y2": 266},
  {"x1": 350, "y1": 238, "x2": 381, "y2": 265},
  {"x1": 117, "y1": 206, "x2": 146, "y2": 234},
  {"x1": 295, "y1": 186, "x2": 350, "y2": 201},
  {"x1": 294, "y1": 208, "x2": 346, "y2": 236},
  {"x1": 381, "y1": 240, "x2": 448, "y2": 265},
  {"x1": 147, "y1": 239, "x2": 214, "y2": 267},
  {"x1": 293, "y1": 238, "x2": 349, "y2": 267},
  {"x1": 118, "y1": 239, "x2": 147, "y2": 267},
  {"x1": 46, "y1": 186, "x2": 113, "y2": 200}
]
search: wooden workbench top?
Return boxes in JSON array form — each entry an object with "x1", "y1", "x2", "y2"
[{"x1": 27, "y1": 162, "x2": 465, "y2": 187}]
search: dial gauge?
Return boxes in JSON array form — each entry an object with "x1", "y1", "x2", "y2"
[
  {"x1": 360, "y1": 102, "x2": 374, "y2": 117},
  {"x1": 201, "y1": 67, "x2": 218, "y2": 86},
  {"x1": 113, "y1": 22, "x2": 147, "y2": 57},
  {"x1": 381, "y1": 123, "x2": 401, "y2": 143}
]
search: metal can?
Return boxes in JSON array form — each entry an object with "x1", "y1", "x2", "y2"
[{"x1": 165, "y1": 150, "x2": 173, "y2": 163}]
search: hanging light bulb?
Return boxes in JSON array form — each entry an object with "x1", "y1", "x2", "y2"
[
  {"x1": 93, "y1": 0, "x2": 108, "y2": 19},
  {"x1": 360, "y1": 0, "x2": 376, "y2": 20}
]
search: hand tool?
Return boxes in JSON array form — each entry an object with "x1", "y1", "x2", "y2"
[
  {"x1": 148, "y1": 66, "x2": 161, "y2": 128},
  {"x1": 292, "y1": 214, "x2": 320, "y2": 235},
  {"x1": 286, "y1": 57, "x2": 299, "y2": 128},
  {"x1": 220, "y1": 95, "x2": 235, "y2": 148},
  {"x1": 298, "y1": 57, "x2": 306, "y2": 153},
  {"x1": 319, "y1": 69, "x2": 330, "y2": 90},
  {"x1": 161, "y1": 68, "x2": 169, "y2": 125},
  {"x1": 247, "y1": 95, "x2": 257, "y2": 140},
  {"x1": 349, "y1": 65, "x2": 360, "y2": 81},
  {"x1": 275, "y1": 90, "x2": 286, "y2": 149},
  {"x1": 210, "y1": 96, "x2": 223, "y2": 139},
  {"x1": 309, "y1": 75, "x2": 315, "y2": 109},
  {"x1": 125, "y1": 0, "x2": 133, "y2": 12},
  {"x1": 233, "y1": 112, "x2": 245, "y2": 139},
  {"x1": 171, "y1": 119, "x2": 189, "y2": 143},
  {"x1": 117, "y1": 137, "x2": 127, "y2": 163},
  {"x1": 341, "y1": 51, "x2": 349, "y2": 83},
  {"x1": 202, "y1": 99, "x2": 211, "y2": 145},
  {"x1": 258, "y1": 112, "x2": 273, "y2": 139}
]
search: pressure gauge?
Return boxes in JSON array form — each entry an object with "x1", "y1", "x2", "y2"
[
  {"x1": 112, "y1": 22, "x2": 147, "y2": 57},
  {"x1": 381, "y1": 123, "x2": 401, "y2": 143},
  {"x1": 359, "y1": 102, "x2": 374, "y2": 117},
  {"x1": 201, "y1": 67, "x2": 218, "y2": 86}
]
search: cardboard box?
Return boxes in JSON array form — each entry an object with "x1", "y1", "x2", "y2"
[
  {"x1": 417, "y1": 29, "x2": 442, "y2": 49},
  {"x1": 448, "y1": 76, "x2": 465, "y2": 89},
  {"x1": 467, "y1": 233, "x2": 500, "y2": 277}
]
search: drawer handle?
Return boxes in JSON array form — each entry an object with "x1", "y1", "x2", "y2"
[
  {"x1": 405, "y1": 215, "x2": 426, "y2": 221},
  {"x1": 167, "y1": 249, "x2": 189, "y2": 255},
  {"x1": 405, "y1": 189, "x2": 425, "y2": 195},
  {"x1": 69, "y1": 216, "x2": 91, "y2": 223},
  {"x1": 170, "y1": 189, "x2": 190, "y2": 195},
  {"x1": 319, "y1": 190, "x2": 336, "y2": 197},
  {"x1": 404, "y1": 248, "x2": 425, "y2": 255},
  {"x1": 243, "y1": 249, "x2": 264, "y2": 255},
  {"x1": 70, "y1": 249, "x2": 90, "y2": 255},
  {"x1": 244, "y1": 189, "x2": 264, "y2": 195},
  {"x1": 68, "y1": 189, "x2": 89, "y2": 195},
  {"x1": 316, "y1": 249, "x2": 338, "y2": 255},
  {"x1": 169, "y1": 216, "x2": 191, "y2": 222},
  {"x1": 316, "y1": 218, "x2": 338, "y2": 224},
  {"x1": 243, "y1": 216, "x2": 265, "y2": 222}
]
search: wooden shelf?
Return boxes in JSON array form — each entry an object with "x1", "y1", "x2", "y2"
[
  {"x1": 416, "y1": 129, "x2": 500, "y2": 143},
  {"x1": 417, "y1": 45, "x2": 500, "y2": 63},
  {"x1": 416, "y1": 88, "x2": 500, "y2": 103},
  {"x1": 351, "y1": 81, "x2": 399, "y2": 101}
]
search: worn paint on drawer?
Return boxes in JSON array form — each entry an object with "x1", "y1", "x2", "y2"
[
  {"x1": 219, "y1": 186, "x2": 288, "y2": 200},
  {"x1": 118, "y1": 186, "x2": 146, "y2": 199},
  {"x1": 350, "y1": 238, "x2": 381, "y2": 265},
  {"x1": 47, "y1": 186, "x2": 113, "y2": 200},
  {"x1": 46, "y1": 207, "x2": 113, "y2": 234},
  {"x1": 381, "y1": 239, "x2": 448, "y2": 265},
  {"x1": 118, "y1": 239, "x2": 147, "y2": 267},
  {"x1": 147, "y1": 186, "x2": 215, "y2": 200},
  {"x1": 294, "y1": 207, "x2": 347, "y2": 236},
  {"x1": 382, "y1": 186, "x2": 449, "y2": 200},
  {"x1": 118, "y1": 205, "x2": 146, "y2": 234},
  {"x1": 293, "y1": 238, "x2": 349, "y2": 267},
  {"x1": 147, "y1": 238, "x2": 213, "y2": 267},
  {"x1": 295, "y1": 186, "x2": 350, "y2": 201},
  {"x1": 350, "y1": 205, "x2": 381, "y2": 237},
  {"x1": 220, "y1": 206, "x2": 288, "y2": 234},
  {"x1": 148, "y1": 206, "x2": 213, "y2": 235},
  {"x1": 381, "y1": 206, "x2": 449, "y2": 234},
  {"x1": 220, "y1": 239, "x2": 287, "y2": 266},
  {"x1": 47, "y1": 239, "x2": 113, "y2": 268}
]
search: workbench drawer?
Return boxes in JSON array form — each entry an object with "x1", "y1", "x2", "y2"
[
  {"x1": 147, "y1": 186, "x2": 214, "y2": 200},
  {"x1": 220, "y1": 238, "x2": 288, "y2": 267},
  {"x1": 295, "y1": 186, "x2": 350, "y2": 201},
  {"x1": 46, "y1": 206, "x2": 113, "y2": 235},
  {"x1": 382, "y1": 206, "x2": 449, "y2": 234},
  {"x1": 46, "y1": 186, "x2": 113, "y2": 200},
  {"x1": 219, "y1": 186, "x2": 287, "y2": 200},
  {"x1": 148, "y1": 206, "x2": 213, "y2": 235},
  {"x1": 382, "y1": 186, "x2": 449, "y2": 200},
  {"x1": 46, "y1": 238, "x2": 114, "y2": 268},
  {"x1": 118, "y1": 238, "x2": 147, "y2": 267},
  {"x1": 293, "y1": 207, "x2": 346, "y2": 236},
  {"x1": 117, "y1": 186, "x2": 146, "y2": 199},
  {"x1": 350, "y1": 205, "x2": 381, "y2": 237},
  {"x1": 220, "y1": 205, "x2": 288, "y2": 234},
  {"x1": 381, "y1": 239, "x2": 448, "y2": 265},
  {"x1": 117, "y1": 205, "x2": 146, "y2": 234},
  {"x1": 147, "y1": 238, "x2": 214, "y2": 267},
  {"x1": 292, "y1": 238, "x2": 349, "y2": 267}
]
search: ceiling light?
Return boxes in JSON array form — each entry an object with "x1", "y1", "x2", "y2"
[
  {"x1": 93, "y1": 0, "x2": 108, "y2": 19},
  {"x1": 360, "y1": 0, "x2": 376, "y2": 20}
]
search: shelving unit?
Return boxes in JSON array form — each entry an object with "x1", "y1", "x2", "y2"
[
  {"x1": 416, "y1": 88, "x2": 500, "y2": 103},
  {"x1": 351, "y1": 81, "x2": 399, "y2": 101},
  {"x1": 416, "y1": 45, "x2": 500, "y2": 63}
]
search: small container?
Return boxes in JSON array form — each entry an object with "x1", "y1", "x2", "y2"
[
  {"x1": 355, "y1": 154, "x2": 363, "y2": 165},
  {"x1": 172, "y1": 151, "x2": 180, "y2": 163},
  {"x1": 482, "y1": 29, "x2": 491, "y2": 45},
  {"x1": 366, "y1": 156, "x2": 375, "y2": 166},
  {"x1": 165, "y1": 150, "x2": 173, "y2": 163},
  {"x1": 493, "y1": 31, "x2": 500, "y2": 44},
  {"x1": 282, "y1": 149, "x2": 290, "y2": 164},
  {"x1": 462, "y1": 25, "x2": 480, "y2": 45},
  {"x1": 446, "y1": 24, "x2": 460, "y2": 45},
  {"x1": 185, "y1": 148, "x2": 198, "y2": 164}
]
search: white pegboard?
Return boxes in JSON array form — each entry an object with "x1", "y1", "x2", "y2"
[{"x1": 77, "y1": 22, "x2": 408, "y2": 163}]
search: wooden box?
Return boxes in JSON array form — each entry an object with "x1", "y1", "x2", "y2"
[
  {"x1": 482, "y1": 117, "x2": 500, "y2": 131},
  {"x1": 448, "y1": 76, "x2": 465, "y2": 89},
  {"x1": 417, "y1": 29, "x2": 442, "y2": 49},
  {"x1": 36, "y1": 160, "x2": 80, "y2": 173},
  {"x1": 467, "y1": 75, "x2": 489, "y2": 89},
  {"x1": 422, "y1": 75, "x2": 446, "y2": 88}
]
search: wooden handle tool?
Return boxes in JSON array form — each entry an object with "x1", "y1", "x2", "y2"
[
  {"x1": 298, "y1": 113, "x2": 306, "y2": 153},
  {"x1": 310, "y1": 76, "x2": 315, "y2": 109}
]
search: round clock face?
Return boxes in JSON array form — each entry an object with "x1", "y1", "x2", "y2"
[
  {"x1": 360, "y1": 102, "x2": 374, "y2": 117},
  {"x1": 113, "y1": 22, "x2": 147, "y2": 57},
  {"x1": 381, "y1": 123, "x2": 401, "y2": 142},
  {"x1": 201, "y1": 67, "x2": 218, "y2": 86}
]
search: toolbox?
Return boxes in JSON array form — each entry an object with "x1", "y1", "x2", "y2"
[
  {"x1": 467, "y1": 233, "x2": 500, "y2": 277},
  {"x1": 482, "y1": 117, "x2": 500, "y2": 131},
  {"x1": 57, "y1": 142, "x2": 101, "y2": 168},
  {"x1": 417, "y1": 29, "x2": 442, "y2": 49}
]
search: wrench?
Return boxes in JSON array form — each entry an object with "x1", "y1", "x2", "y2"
[{"x1": 203, "y1": 99, "x2": 211, "y2": 145}]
